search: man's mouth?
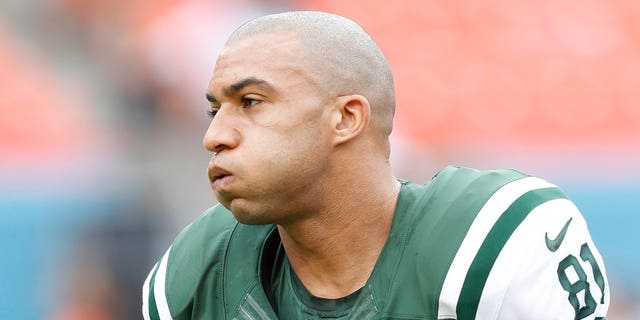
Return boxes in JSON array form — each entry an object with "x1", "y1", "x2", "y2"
[
  {"x1": 211, "y1": 172, "x2": 229, "y2": 181},
  {"x1": 209, "y1": 165, "x2": 233, "y2": 189}
]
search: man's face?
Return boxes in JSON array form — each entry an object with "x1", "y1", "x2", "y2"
[{"x1": 204, "y1": 33, "x2": 333, "y2": 224}]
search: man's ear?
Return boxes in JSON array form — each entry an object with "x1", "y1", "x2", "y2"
[{"x1": 331, "y1": 95, "x2": 371, "y2": 145}]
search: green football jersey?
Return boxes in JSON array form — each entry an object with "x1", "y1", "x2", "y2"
[{"x1": 143, "y1": 166, "x2": 609, "y2": 319}]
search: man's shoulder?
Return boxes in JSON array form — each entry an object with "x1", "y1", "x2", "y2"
[
  {"x1": 432, "y1": 165, "x2": 530, "y2": 188},
  {"x1": 144, "y1": 205, "x2": 279, "y2": 319},
  {"x1": 143, "y1": 205, "x2": 240, "y2": 318},
  {"x1": 398, "y1": 165, "x2": 534, "y2": 257},
  {"x1": 386, "y1": 165, "x2": 611, "y2": 319},
  {"x1": 401, "y1": 165, "x2": 531, "y2": 212},
  {"x1": 173, "y1": 204, "x2": 238, "y2": 250},
  {"x1": 168, "y1": 204, "x2": 241, "y2": 267},
  {"x1": 404, "y1": 165, "x2": 568, "y2": 237}
]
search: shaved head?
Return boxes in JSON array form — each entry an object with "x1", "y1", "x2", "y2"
[{"x1": 226, "y1": 11, "x2": 396, "y2": 137}]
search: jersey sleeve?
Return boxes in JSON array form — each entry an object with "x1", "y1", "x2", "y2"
[
  {"x1": 142, "y1": 205, "x2": 238, "y2": 320},
  {"x1": 488, "y1": 196, "x2": 610, "y2": 320}
]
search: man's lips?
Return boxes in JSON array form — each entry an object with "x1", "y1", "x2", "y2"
[
  {"x1": 208, "y1": 165, "x2": 233, "y2": 189},
  {"x1": 213, "y1": 175, "x2": 233, "y2": 190}
]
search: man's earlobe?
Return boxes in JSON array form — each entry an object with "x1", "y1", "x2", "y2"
[{"x1": 333, "y1": 95, "x2": 371, "y2": 144}]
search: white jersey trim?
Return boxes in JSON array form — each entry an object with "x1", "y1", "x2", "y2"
[
  {"x1": 476, "y1": 198, "x2": 577, "y2": 319},
  {"x1": 142, "y1": 261, "x2": 158, "y2": 320},
  {"x1": 154, "y1": 246, "x2": 174, "y2": 320},
  {"x1": 437, "y1": 176, "x2": 556, "y2": 318}
]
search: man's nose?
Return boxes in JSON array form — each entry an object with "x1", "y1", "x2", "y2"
[{"x1": 203, "y1": 107, "x2": 241, "y2": 154}]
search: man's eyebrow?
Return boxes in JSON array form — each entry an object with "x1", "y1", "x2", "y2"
[
  {"x1": 206, "y1": 77, "x2": 274, "y2": 105},
  {"x1": 224, "y1": 77, "x2": 274, "y2": 97}
]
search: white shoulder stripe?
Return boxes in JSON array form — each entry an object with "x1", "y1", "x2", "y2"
[
  {"x1": 437, "y1": 176, "x2": 556, "y2": 318},
  {"x1": 154, "y1": 246, "x2": 174, "y2": 320},
  {"x1": 142, "y1": 261, "x2": 158, "y2": 320},
  {"x1": 476, "y1": 198, "x2": 577, "y2": 319}
]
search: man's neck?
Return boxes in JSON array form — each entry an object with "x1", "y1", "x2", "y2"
[{"x1": 277, "y1": 173, "x2": 401, "y2": 299}]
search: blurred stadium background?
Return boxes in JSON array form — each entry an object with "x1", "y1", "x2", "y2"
[{"x1": 1, "y1": 0, "x2": 638, "y2": 319}]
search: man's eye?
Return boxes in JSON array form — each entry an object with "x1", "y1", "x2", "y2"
[
  {"x1": 241, "y1": 97, "x2": 261, "y2": 108},
  {"x1": 207, "y1": 109, "x2": 218, "y2": 118}
]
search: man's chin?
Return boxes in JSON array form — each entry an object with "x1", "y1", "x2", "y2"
[
  {"x1": 226, "y1": 199, "x2": 274, "y2": 225},
  {"x1": 232, "y1": 212, "x2": 273, "y2": 225}
]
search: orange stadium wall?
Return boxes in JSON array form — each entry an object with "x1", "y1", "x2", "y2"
[{"x1": 298, "y1": 0, "x2": 640, "y2": 160}]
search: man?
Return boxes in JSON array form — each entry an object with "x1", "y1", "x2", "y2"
[{"x1": 142, "y1": 11, "x2": 609, "y2": 320}]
